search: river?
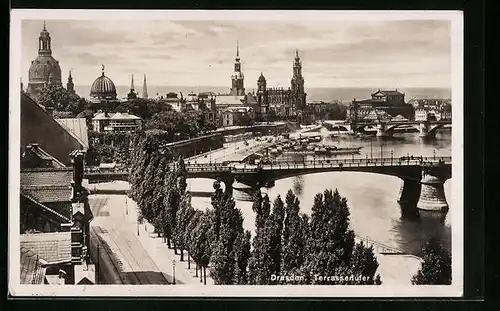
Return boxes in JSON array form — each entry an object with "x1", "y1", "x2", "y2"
[{"x1": 187, "y1": 127, "x2": 453, "y2": 257}]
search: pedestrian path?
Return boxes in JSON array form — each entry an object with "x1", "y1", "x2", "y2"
[{"x1": 125, "y1": 197, "x2": 215, "y2": 285}]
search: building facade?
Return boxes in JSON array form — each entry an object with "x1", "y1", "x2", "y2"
[
  {"x1": 27, "y1": 22, "x2": 63, "y2": 100},
  {"x1": 92, "y1": 111, "x2": 142, "y2": 133},
  {"x1": 346, "y1": 89, "x2": 415, "y2": 122}
]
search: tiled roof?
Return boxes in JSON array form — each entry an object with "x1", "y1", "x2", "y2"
[
  {"x1": 55, "y1": 118, "x2": 89, "y2": 149},
  {"x1": 20, "y1": 232, "x2": 72, "y2": 264},
  {"x1": 21, "y1": 192, "x2": 71, "y2": 223},
  {"x1": 21, "y1": 185, "x2": 72, "y2": 203},
  {"x1": 20, "y1": 167, "x2": 73, "y2": 186},
  {"x1": 20, "y1": 247, "x2": 47, "y2": 284},
  {"x1": 20, "y1": 168, "x2": 73, "y2": 203}
]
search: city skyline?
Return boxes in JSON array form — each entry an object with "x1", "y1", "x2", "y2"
[{"x1": 21, "y1": 19, "x2": 451, "y2": 90}]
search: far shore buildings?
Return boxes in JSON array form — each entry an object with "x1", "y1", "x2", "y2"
[{"x1": 346, "y1": 89, "x2": 415, "y2": 122}]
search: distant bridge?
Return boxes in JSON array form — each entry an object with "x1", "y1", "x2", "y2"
[
  {"x1": 84, "y1": 155, "x2": 451, "y2": 212},
  {"x1": 324, "y1": 120, "x2": 452, "y2": 138}
]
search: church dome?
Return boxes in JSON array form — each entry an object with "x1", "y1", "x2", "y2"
[
  {"x1": 90, "y1": 69, "x2": 117, "y2": 100},
  {"x1": 29, "y1": 56, "x2": 62, "y2": 84}
]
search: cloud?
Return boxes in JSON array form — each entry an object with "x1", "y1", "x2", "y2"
[{"x1": 20, "y1": 19, "x2": 452, "y2": 88}]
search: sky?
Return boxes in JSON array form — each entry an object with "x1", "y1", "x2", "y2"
[{"x1": 21, "y1": 19, "x2": 451, "y2": 89}]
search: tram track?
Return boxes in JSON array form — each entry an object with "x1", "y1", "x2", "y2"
[{"x1": 89, "y1": 194, "x2": 169, "y2": 285}]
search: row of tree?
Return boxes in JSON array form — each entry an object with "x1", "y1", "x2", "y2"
[{"x1": 129, "y1": 131, "x2": 387, "y2": 285}]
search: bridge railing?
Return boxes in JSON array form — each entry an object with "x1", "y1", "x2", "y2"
[{"x1": 84, "y1": 156, "x2": 451, "y2": 176}]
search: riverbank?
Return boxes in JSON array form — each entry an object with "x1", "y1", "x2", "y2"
[{"x1": 87, "y1": 180, "x2": 423, "y2": 285}]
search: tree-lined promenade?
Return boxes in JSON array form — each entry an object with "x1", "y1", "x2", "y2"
[{"x1": 129, "y1": 129, "x2": 385, "y2": 285}]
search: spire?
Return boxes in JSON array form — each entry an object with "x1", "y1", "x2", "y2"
[
  {"x1": 236, "y1": 41, "x2": 240, "y2": 61},
  {"x1": 130, "y1": 74, "x2": 135, "y2": 91},
  {"x1": 296, "y1": 49, "x2": 299, "y2": 58},
  {"x1": 101, "y1": 64, "x2": 105, "y2": 77},
  {"x1": 38, "y1": 21, "x2": 52, "y2": 56},
  {"x1": 142, "y1": 74, "x2": 148, "y2": 99},
  {"x1": 67, "y1": 70, "x2": 75, "y2": 94}
]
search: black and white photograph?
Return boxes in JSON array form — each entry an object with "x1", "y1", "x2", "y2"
[{"x1": 9, "y1": 10, "x2": 463, "y2": 297}]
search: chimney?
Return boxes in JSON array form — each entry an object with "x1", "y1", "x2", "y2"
[{"x1": 70, "y1": 150, "x2": 86, "y2": 200}]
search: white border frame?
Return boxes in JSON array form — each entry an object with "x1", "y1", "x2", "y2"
[{"x1": 9, "y1": 9, "x2": 464, "y2": 297}]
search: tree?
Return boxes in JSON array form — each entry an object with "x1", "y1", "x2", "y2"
[
  {"x1": 412, "y1": 237, "x2": 451, "y2": 285},
  {"x1": 190, "y1": 210, "x2": 213, "y2": 285},
  {"x1": 37, "y1": 83, "x2": 87, "y2": 116},
  {"x1": 280, "y1": 190, "x2": 308, "y2": 276},
  {"x1": 302, "y1": 189, "x2": 381, "y2": 285},
  {"x1": 248, "y1": 218, "x2": 274, "y2": 284},
  {"x1": 248, "y1": 193, "x2": 278, "y2": 284},
  {"x1": 162, "y1": 167, "x2": 181, "y2": 248},
  {"x1": 137, "y1": 147, "x2": 161, "y2": 228},
  {"x1": 173, "y1": 193, "x2": 195, "y2": 261},
  {"x1": 185, "y1": 210, "x2": 202, "y2": 271},
  {"x1": 209, "y1": 192, "x2": 245, "y2": 285},
  {"x1": 234, "y1": 230, "x2": 251, "y2": 285},
  {"x1": 269, "y1": 195, "x2": 285, "y2": 275}
]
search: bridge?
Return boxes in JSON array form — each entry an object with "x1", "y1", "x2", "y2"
[
  {"x1": 84, "y1": 155, "x2": 451, "y2": 213},
  {"x1": 324, "y1": 120, "x2": 452, "y2": 138}
]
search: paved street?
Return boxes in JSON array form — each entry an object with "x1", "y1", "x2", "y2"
[
  {"x1": 90, "y1": 194, "x2": 213, "y2": 285},
  {"x1": 90, "y1": 195, "x2": 171, "y2": 284}
]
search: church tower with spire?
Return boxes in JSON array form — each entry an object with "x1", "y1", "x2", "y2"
[
  {"x1": 230, "y1": 41, "x2": 245, "y2": 96},
  {"x1": 28, "y1": 21, "x2": 62, "y2": 99},
  {"x1": 290, "y1": 49, "x2": 306, "y2": 115},
  {"x1": 127, "y1": 74, "x2": 137, "y2": 100},
  {"x1": 256, "y1": 72, "x2": 268, "y2": 118},
  {"x1": 142, "y1": 74, "x2": 148, "y2": 99},
  {"x1": 67, "y1": 70, "x2": 75, "y2": 94}
]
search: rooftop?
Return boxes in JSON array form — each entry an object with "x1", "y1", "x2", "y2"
[
  {"x1": 55, "y1": 118, "x2": 89, "y2": 149},
  {"x1": 20, "y1": 247, "x2": 47, "y2": 284},
  {"x1": 93, "y1": 112, "x2": 141, "y2": 121},
  {"x1": 20, "y1": 232, "x2": 72, "y2": 264},
  {"x1": 20, "y1": 168, "x2": 73, "y2": 203}
]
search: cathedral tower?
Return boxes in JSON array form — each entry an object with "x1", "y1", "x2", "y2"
[
  {"x1": 230, "y1": 41, "x2": 245, "y2": 96},
  {"x1": 291, "y1": 49, "x2": 306, "y2": 115},
  {"x1": 27, "y1": 22, "x2": 62, "y2": 100}
]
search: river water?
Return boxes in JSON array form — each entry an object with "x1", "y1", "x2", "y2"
[{"x1": 188, "y1": 127, "x2": 453, "y2": 257}]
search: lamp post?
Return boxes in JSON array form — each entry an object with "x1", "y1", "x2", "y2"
[
  {"x1": 125, "y1": 197, "x2": 128, "y2": 215},
  {"x1": 172, "y1": 260, "x2": 176, "y2": 285},
  {"x1": 391, "y1": 150, "x2": 393, "y2": 165},
  {"x1": 433, "y1": 149, "x2": 436, "y2": 160},
  {"x1": 370, "y1": 141, "x2": 373, "y2": 160}
]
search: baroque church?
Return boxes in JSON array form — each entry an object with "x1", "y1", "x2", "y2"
[
  {"x1": 255, "y1": 49, "x2": 307, "y2": 119},
  {"x1": 26, "y1": 22, "x2": 76, "y2": 102},
  {"x1": 217, "y1": 43, "x2": 307, "y2": 125}
]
